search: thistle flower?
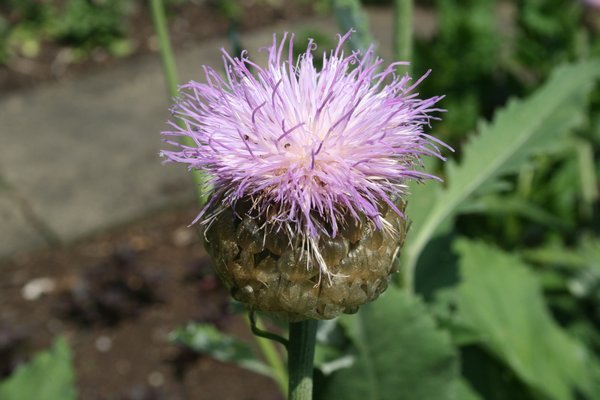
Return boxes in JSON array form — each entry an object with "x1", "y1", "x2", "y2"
[{"x1": 161, "y1": 31, "x2": 448, "y2": 320}]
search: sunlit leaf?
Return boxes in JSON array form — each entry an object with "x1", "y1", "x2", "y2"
[
  {"x1": 459, "y1": 194, "x2": 571, "y2": 230},
  {"x1": 455, "y1": 239, "x2": 600, "y2": 400},
  {"x1": 316, "y1": 288, "x2": 459, "y2": 400},
  {"x1": 170, "y1": 322, "x2": 274, "y2": 377},
  {"x1": 0, "y1": 336, "x2": 76, "y2": 400}
]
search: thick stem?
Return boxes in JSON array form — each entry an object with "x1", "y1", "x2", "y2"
[
  {"x1": 149, "y1": 0, "x2": 209, "y2": 205},
  {"x1": 394, "y1": 0, "x2": 413, "y2": 75},
  {"x1": 288, "y1": 320, "x2": 318, "y2": 400}
]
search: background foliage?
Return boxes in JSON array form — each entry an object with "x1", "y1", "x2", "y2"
[
  {"x1": 0, "y1": 0, "x2": 134, "y2": 63},
  {"x1": 0, "y1": 337, "x2": 75, "y2": 400}
]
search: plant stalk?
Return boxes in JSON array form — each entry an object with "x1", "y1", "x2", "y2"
[
  {"x1": 394, "y1": 0, "x2": 413, "y2": 75},
  {"x1": 288, "y1": 319, "x2": 318, "y2": 400},
  {"x1": 149, "y1": 0, "x2": 208, "y2": 205},
  {"x1": 395, "y1": 0, "x2": 415, "y2": 293}
]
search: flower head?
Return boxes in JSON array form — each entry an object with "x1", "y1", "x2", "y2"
[{"x1": 161, "y1": 31, "x2": 448, "y2": 278}]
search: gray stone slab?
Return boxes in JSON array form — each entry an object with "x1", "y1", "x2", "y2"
[
  {"x1": 0, "y1": 56, "x2": 193, "y2": 243},
  {"x1": 0, "y1": 193, "x2": 48, "y2": 258}
]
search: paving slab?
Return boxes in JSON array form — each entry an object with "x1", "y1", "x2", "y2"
[
  {"x1": 0, "y1": 56, "x2": 194, "y2": 247},
  {"x1": 0, "y1": 192, "x2": 48, "y2": 257}
]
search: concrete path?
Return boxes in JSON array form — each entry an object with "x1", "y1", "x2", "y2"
[{"x1": 0, "y1": 8, "x2": 419, "y2": 259}]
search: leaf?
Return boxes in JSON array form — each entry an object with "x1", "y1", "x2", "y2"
[
  {"x1": 455, "y1": 239, "x2": 600, "y2": 400},
  {"x1": 170, "y1": 322, "x2": 273, "y2": 377},
  {"x1": 522, "y1": 242, "x2": 589, "y2": 270},
  {"x1": 315, "y1": 319, "x2": 354, "y2": 376},
  {"x1": 0, "y1": 336, "x2": 76, "y2": 400},
  {"x1": 459, "y1": 194, "x2": 571, "y2": 230},
  {"x1": 455, "y1": 377, "x2": 486, "y2": 400},
  {"x1": 414, "y1": 232, "x2": 460, "y2": 299},
  {"x1": 461, "y1": 345, "x2": 535, "y2": 400},
  {"x1": 316, "y1": 288, "x2": 460, "y2": 400},
  {"x1": 575, "y1": 138, "x2": 599, "y2": 215},
  {"x1": 403, "y1": 60, "x2": 600, "y2": 276}
]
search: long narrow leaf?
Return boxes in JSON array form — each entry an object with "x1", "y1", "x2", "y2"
[{"x1": 171, "y1": 323, "x2": 274, "y2": 378}]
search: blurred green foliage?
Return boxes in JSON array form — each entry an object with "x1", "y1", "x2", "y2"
[
  {"x1": 49, "y1": 0, "x2": 132, "y2": 57},
  {"x1": 0, "y1": 0, "x2": 132, "y2": 65},
  {"x1": 414, "y1": 0, "x2": 504, "y2": 142},
  {"x1": 170, "y1": 322, "x2": 276, "y2": 378},
  {"x1": 414, "y1": 0, "x2": 600, "y2": 146},
  {"x1": 0, "y1": 337, "x2": 75, "y2": 400},
  {"x1": 316, "y1": 288, "x2": 459, "y2": 400}
]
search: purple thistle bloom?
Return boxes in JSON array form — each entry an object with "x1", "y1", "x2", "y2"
[{"x1": 161, "y1": 31, "x2": 448, "y2": 277}]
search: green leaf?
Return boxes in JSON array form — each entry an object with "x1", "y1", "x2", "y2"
[
  {"x1": 522, "y1": 242, "x2": 589, "y2": 270},
  {"x1": 461, "y1": 345, "x2": 535, "y2": 400},
  {"x1": 455, "y1": 377, "x2": 485, "y2": 400},
  {"x1": 316, "y1": 288, "x2": 460, "y2": 400},
  {"x1": 455, "y1": 239, "x2": 600, "y2": 400},
  {"x1": 170, "y1": 322, "x2": 274, "y2": 378},
  {"x1": 403, "y1": 60, "x2": 600, "y2": 277},
  {"x1": 575, "y1": 138, "x2": 598, "y2": 215},
  {"x1": 414, "y1": 232, "x2": 460, "y2": 299},
  {"x1": 459, "y1": 194, "x2": 571, "y2": 230},
  {"x1": 0, "y1": 336, "x2": 76, "y2": 400},
  {"x1": 314, "y1": 319, "x2": 354, "y2": 376}
]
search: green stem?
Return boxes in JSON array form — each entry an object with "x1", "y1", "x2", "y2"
[
  {"x1": 288, "y1": 320, "x2": 318, "y2": 400},
  {"x1": 149, "y1": 0, "x2": 209, "y2": 205},
  {"x1": 149, "y1": 0, "x2": 178, "y2": 100},
  {"x1": 394, "y1": 0, "x2": 413, "y2": 75},
  {"x1": 395, "y1": 0, "x2": 414, "y2": 293}
]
